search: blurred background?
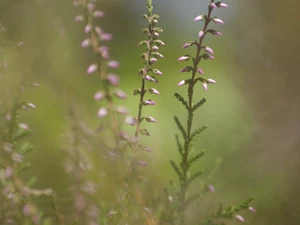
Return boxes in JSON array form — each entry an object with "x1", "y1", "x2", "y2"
[{"x1": 0, "y1": 0, "x2": 299, "y2": 224}]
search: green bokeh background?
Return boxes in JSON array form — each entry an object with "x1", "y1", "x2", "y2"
[{"x1": 1, "y1": 0, "x2": 299, "y2": 224}]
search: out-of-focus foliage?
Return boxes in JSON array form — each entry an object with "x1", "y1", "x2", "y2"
[{"x1": 0, "y1": 0, "x2": 299, "y2": 224}]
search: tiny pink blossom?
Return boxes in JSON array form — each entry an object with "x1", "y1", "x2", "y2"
[
  {"x1": 97, "y1": 107, "x2": 108, "y2": 118},
  {"x1": 168, "y1": 196, "x2": 173, "y2": 203},
  {"x1": 153, "y1": 69, "x2": 162, "y2": 75},
  {"x1": 194, "y1": 15, "x2": 205, "y2": 22},
  {"x1": 182, "y1": 43, "x2": 190, "y2": 48},
  {"x1": 107, "y1": 60, "x2": 120, "y2": 68},
  {"x1": 87, "y1": 3, "x2": 95, "y2": 12},
  {"x1": 23, "y1": 204, "x2": 32, "y2": 216},
  {"x1": 208, "y1": 184, "x2": 215, "y2": 192},
  {"x1": 149, "y1": 88, "x2": 160, "y2": 95},
  {"x1": 207, "y1": 78, "x2": 216, "y2": 84},
  {"x1": 87, "y1": 64, "x2": 98, "y2": 74},
  {"x1": 217, "y1": 2, "x2": 228, "y2": 8},
  {"x1": 145, "y1": 116, "x2": 157, "y2": 123},
  {"x1": 197, "y1": 68, "x2": 204, "y2": 74},
  {"x1": 178, "y1": 56, "x2": 189, "y2": 61},
  {"x1": 149, "y1": 58, "x2": 157, "y2": 63},
  {"x1": 209, "y1": 3, "x2": 217, "y2": 8},
  {"x1": 180, "y1": 67, "x2": 189, "y2": 72},
  {"x1": 107, "y1": 74, "x2": 119, "y2": 86},
  {"x1": 115, "y1": 90, "x2": 127, "y2": 99},
  {"x1": 84, "y1": 24, "x2": 92, "y2": 33},
  {"x1": 125, "y1": 116, "x2": 137, "y2": 126},
  {"x1": 152, "y1": 46, "x2": 159, "y2": 50},
  {"x1": 143, "y1": 99, "x2": 156, "y2": 106},
  {"x1": 20, "y1": 123, "x2": 29, "y2": 130},
  {"x1": 202, "y1": 83, "x2": 208, "y2": 90},
  {"x1": 199, "y1": 30, "x2": 205, "y2": 38},
  {"x1": 27, "y1": 103, "x2": 36, "y2": 109},
  {"x1": 93, "y1": 11, "x2": 104, "y2": 17},
  {"x1": 116, "y1": 106, "x2": 128, "y2": 115},
  {"x1": 212, "y1": 18, "x2": 224, "y2": 24},
  {"x1": 73, "y1": 0, "x2": 80, "y2": 7},
  {"x1": 138, "y1": 160, "x2": 148, "y2": 166},
  {"x1": 94, "y1": 91, "x2": 105, "y2": 101},
  {"x1": 248, "y1": 206, "x2": 257, "y2": 213},
  {"x1": 101, "y1": 33, "x2": 113, "y2": 41},
  {"x1": 178, "y1": 80, "x2": 186, "y2": 86},
  {"x1": 74, "y1": 15, "x2": 84, "y2": 22},
  {"x1": 81, "y1": 39, "x2": 90, "y2": 48},
  {"x1": 235, "y1": 215, "x2": 244, "y2": 222},
  {"x1": 205, "y1": 46, "x2": 214, "y2": 54},
  {"x1": 95, "y1": 26, "x2": 103, "y2": 35}
]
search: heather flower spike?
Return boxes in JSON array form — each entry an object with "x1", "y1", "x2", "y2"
[
  {"x1": 76, "y1": 0, "x2": 128, "y2": 144},
  {"x1": 172, "y1": 1, "x2": 233, "y2": 224},
  {"x1": 134, "y1": 0, "x2": 164, "y2": 138}
]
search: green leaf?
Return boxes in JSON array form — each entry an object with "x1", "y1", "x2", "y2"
[
  {"x1": 190, "y1": 126, "x2": 207, "y2": 148},
  {"x1": 186, "y1": 171, "x2": 203, "y2": 187},
  {"x1": 174, "y1": 116, "x2": 187, "y2": 139},
  {"x1": 174, "y1": 93, "x2": 188, "y2": 110},
  {"x1": 170, "y1": 160, "x2": 183, "y2": 181},
  {"x1": 175, "y1": 134, "x2": 183, "y2": 156},
  {"x1": 188, "y1": 151, "x2": 205, "y2": 165},
  {"x1": 19, "y1": 141, "x2": 33, "y2": 154},
  {"x1": 192, "y1": 98, "x2": 206, "y2": 112}
]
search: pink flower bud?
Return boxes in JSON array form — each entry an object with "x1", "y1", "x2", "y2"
[
  {"x1": 94, "y1": 91, "x2": 105, "y2": 101},
  {"x1": 149, "y1": 88, "x2": 160, "y2": 95},
  {"x1": 107, "y1": 60, "x2": 120, "y2": 68},
  {"x1": 125, "y1": 116, "x2": 137, "y2": 126},
  {"x1": 178, "y1": 56, "x2": 190, "y2": 61},
  {"x1": 101, "y1": 33, "x2": 113, "y2": 41},
  {"x1": 95, "y1": 26, "x2": 103, "y2": 35},
  {"x1": 116, "y1": 106, "x2": 128, "y2": 115},
  {"x1": 152, "y1": 46, "x2": 159, "y2": 50},
  {"x1": 107, "y1": 74, "x2": 119, "y2": 86},
  {"x1": 87, "y1": 3, "x2": 95, "y2": 12},
  {"x1": 145, "y1": 116, "x2": 157, "y2": 123},
  {"x1": 75, "y1": 15, "x2": 84, "y2": 22},
  {"x1": 81, "y1": 39, "x2": 90, "y2": 48},
  {"x1": 197, "y1": 68, "x2": 204, "y2": 74},
  {"x1": 97, "y1": 107, "x2": 108, "y2": 118},
  {"x1": 194, "y1": 15, "x2": 205, "y2": 22},
  {"x1": 87, "y1": 64, "x2": 98, "y2": 74},
  {"x1": 115, "y1": 90, "x2": 127, "y2": 99},
  {"x1": 84, "y1": 24, "x2": 92, "y2": 33},
  {"x1": 20, "y1": 123, "x2": 29, "y2": 130},
  {"x1": 150, "y1": 58, "x2": 157, "y2": 63},
  {"x1": 207, "y1": 78, "x2": 216, "y2": 84},
  {"x1": 235, "y1": 215, "x2": 244, "y2": 222},
  {"x1": 138, "y1": 160, "x2": 148, "y2": 166},
  {"x1": 27, "y1": 103, "x2": 36, "y2": 109},
  {"x1": 153, "y1": 69, "x2": 162, "y2": 75},
  {"x1": 143, "y1": 99, "x2": 156, "y2": 106},
  {"x1": 209, "y1": 3, "x2": 217, "y2": 8},
  {"x1": 208, "y1": 184, "x2": 215, "y2": 192},
  {"x1": 205, "y1": 46, "x2": 214, "y2": 54},
  {"x1": 216, "y1": 2, "x2": 229, "y2": 8},
  {"x1": 199, "y1": 30, "x2": 205, "y2": 38},
  {"x1": 202, "y1": 83, "x2": 208, "y2": 90},
  {"x1": 93, "y1": 11, "x2": 104, "y2": 17},
  {"x1": 248, "y1": 206, "x2": 257, "y2": 213},
  {"x1": 178, "y1": 80, "x2": 185, "y2": 86},
  {"x1": 212, "y1": 18, "x2": 224, "y2": 24}
]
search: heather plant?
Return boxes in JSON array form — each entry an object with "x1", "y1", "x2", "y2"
[
  {"x1": 0, "y1": 1, "x2": 257, "y2": 225},
  {"x1": 0, "y1": 37, "x2": 62, "y2": 224},
  {"x1": 162, "y1": 1, "x2": 255, "y2": 224}
]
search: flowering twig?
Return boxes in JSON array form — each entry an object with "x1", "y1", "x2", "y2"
[{"x1": 134, "y1": 0, "x2": 164, "y2": 139}]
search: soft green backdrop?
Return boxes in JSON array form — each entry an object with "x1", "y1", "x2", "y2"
[{"x1": 0, "y1": 0, "x2": 299, "y2": 224}]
